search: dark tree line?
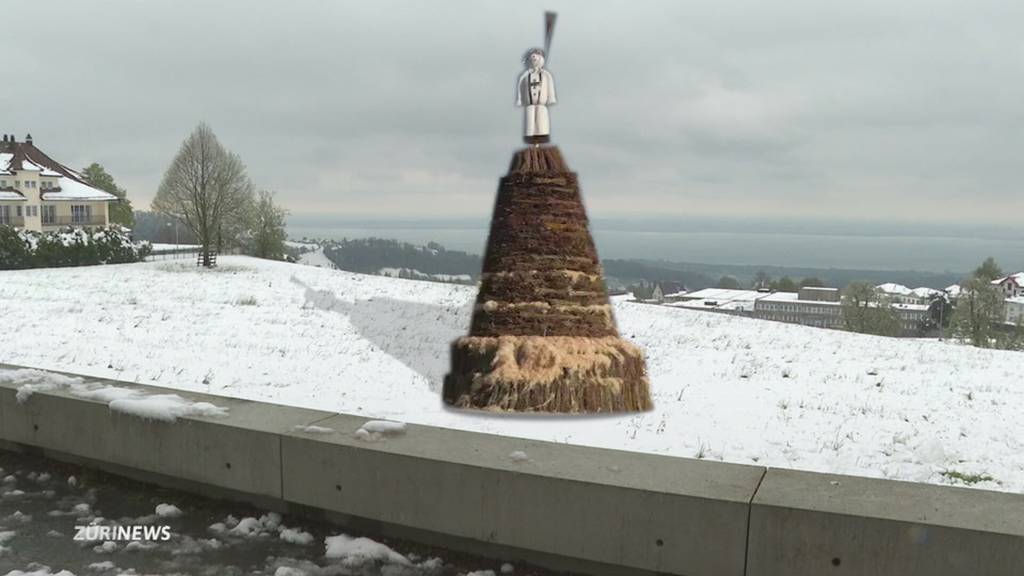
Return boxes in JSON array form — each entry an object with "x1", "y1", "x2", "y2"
[{"x1": 322, "y1": 238, "x2": 481, "y2": 279}]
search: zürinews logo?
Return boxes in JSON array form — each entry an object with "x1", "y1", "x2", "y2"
[{"x1": 74, "y1": 525, "x2": 172, "y2": 542}]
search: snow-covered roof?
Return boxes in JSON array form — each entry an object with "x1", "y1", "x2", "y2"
[
  {"x1": 682, "y1": 288, "x2": 766, "y2": 302},
  {"x1": 992, "y1": 273, "x2": 1024, "y2": 287},
  {"x1": 944, "y1": 284, "x2": 962, "y2": 297},
  {"x1": 910, "y1": 287, "x2": 941, "y2": 298},
  {"x1": 0, "y1": 138, "x2": 117, "y2": 202},
  {"x1": 1006, "y1": 296, "x2": 1024, "y2": 305},
  {"x1": 876, "y1": 283, "x2": 913, "y2": 295},
  {"x1": 0, "y1": 189, "x2": 26, "y2": 201},
  {"x1": 760, "y1": 292, "x2": 800, "y2": 302},
  {"x1": 42, "y1": 177, "x2": 117, "y2": 201},
  {"x1": 666, "y1": 298, "x2": 758, "y2": 312},
  {"x1": 760, "y1": 291, "x2": 841, "y2": 305}
]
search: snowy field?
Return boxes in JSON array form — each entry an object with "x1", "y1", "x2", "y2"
[{"x1": 1, "y1": 256, "x2": 1022, "y2": 493}]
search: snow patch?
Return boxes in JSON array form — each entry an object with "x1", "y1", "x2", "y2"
[
  {"x1": 1, "y1": 368, "x2": 229, "y2": 423},
  {"x1": 2, "y1": 566, "x2": 77, "y2": 576},
  {"x1": 354, "y1": 420, "x2": 407, "y2": 442},
  {"x1": 324, "y1": 533, "x2": 410, "y2": 567},
  {"x1": 279, "y1": 527, "x2": 315, "y2": 545},
  {"x1": 292, "y1": 425, "x2": 335, "y2": 434},
  {"x1": 155, "y1": 503, "x2": 183, "y2": 518}
]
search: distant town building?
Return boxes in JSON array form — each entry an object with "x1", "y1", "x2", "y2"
[
  {"x1": 670, "y1": 288, "x2": 767, "y2": 314},
  {"x1": 1005, "y1": 297, "x2": 1024, "y2": 325},
  {"x1": 890, "y1": 302, "x2": 932, "y2": 335},
  {"x1": 876, "y1": 283, "x2": 940, "y2": 305},
  {"x1": 992, "y1": 273, "x2": 1024, "y2": 299},
  {"x1": 754, "y1": 287, "x2": 843, "y2": 329},
  {"x1": 649, "y1": 281, "x2": 686, "y2": 303},
  {"x1": 0, "y1": 134, "x2": 117, "y2": 231}
]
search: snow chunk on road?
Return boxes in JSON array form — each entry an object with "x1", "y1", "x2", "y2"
[
  {"x1": 3, "y1": 566, "x2": 77, "y2": 576},
  {"x1": 354, "y1": 420, "x2": 407, "y2": 442},
  {"x1": 155, "y1": 503, "x2": 183, "y2": 518},
  {"x1": 508, "y1": 451, "x2": 530, "y2": 463},
  {"x1": 324, "y1": 534, "x2": 410, "y2": 567},
  {"x1": 226, "y1": 512, "x2": 281, "y2": 538},
  {"x1": 87, "y1": 561, "x2": 116, "y2": 571},
  {"x1": 280, "y1": 527, "x2": 315, "y2": 545}
]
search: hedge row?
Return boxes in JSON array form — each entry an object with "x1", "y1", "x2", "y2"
[{"x1": 0, "y1": 225, "x2": 151, "y2": 270}]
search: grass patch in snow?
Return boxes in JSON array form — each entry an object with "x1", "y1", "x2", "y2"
[
  {"x1": 941, "y1": 470, "x2": 995, "y2": 485},
  {"x1": 236, "y1": 295, "x2": 258, "y2": 306}
]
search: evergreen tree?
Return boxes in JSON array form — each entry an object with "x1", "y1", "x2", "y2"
[
  {"x1": 82, "y1": 163, "x2": 134, "y2": 227},
  {"x1": 973, "y1": 256, "x2": 1004, "y2": 282},
  {"x1": 775, "y1": 276, "x2": 798, "y2": 292},
  {"x1": 717, "y1": 275, "x2": 741, "y2": 289}
]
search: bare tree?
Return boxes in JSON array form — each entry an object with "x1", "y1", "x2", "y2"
[{"x1": 153, "y1": 123, "x2": 254, "y2": 266}]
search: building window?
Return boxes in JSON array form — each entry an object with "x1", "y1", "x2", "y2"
[
  {"x1": 71, "y1": 204, "x2": 92, "y2": 224},
  {"x1": 14, "y1": 181, "x2": 20, "y2": 188},
  {"x1": 16, "y1": 206, "x2": 22, "y2": 217},
  {"x1": 41, "y1": 205, "x2": 56, "y2": 224},
  {"x1": 0, "y1": 205, "x2": 9, "y2": 224}
]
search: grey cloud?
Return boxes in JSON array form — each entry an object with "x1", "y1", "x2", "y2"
[{"x1": 5, "y1": 0, "x2": 1024, "y2": 223}]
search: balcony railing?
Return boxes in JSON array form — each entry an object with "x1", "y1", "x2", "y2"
[
  {"x1": 42, "y1": 216, "x2": 107, "y2": 227},
  {"x1": 0, "y1": 216, "x2": 25, "y2": 227}
]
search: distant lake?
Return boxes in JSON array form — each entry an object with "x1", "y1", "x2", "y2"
[{"x1": 287, "y1": 215, "x2": 1024, "y2": 274}]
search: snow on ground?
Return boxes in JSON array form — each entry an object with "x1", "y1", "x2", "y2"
[
  {"x1": 148, "y1": 243, "x2": 200, "y2": 252},
  {"x1": 296, "y1": 246, "x2": 336, "y2": 269},
  {"x1": 1, "y1": 256, "x2": 1022, "y2": 493}
]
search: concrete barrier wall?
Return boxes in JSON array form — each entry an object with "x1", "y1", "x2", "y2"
[
  {"x1": 747, "y1": 468, "x2": 1024, "y2": 576},
  {"x1": 1, "y1": 364, "x2": 1022, "y2": 576}
]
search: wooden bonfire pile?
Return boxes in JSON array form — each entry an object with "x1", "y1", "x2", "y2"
[{"x1": 443, "y1": 146, "x2": 653, "y2": 413}]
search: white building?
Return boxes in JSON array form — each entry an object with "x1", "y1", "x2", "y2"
[
  {"x1": 0, "y1": 133, "x2": 117, "y2": 231},
  {"x1": 1006, "y1": 297, "x2": 1024, "y2": 325},
  {"x1": 670, "y1": 288, "x2": 770, "y2": 314},
  {"x1": 992, "y1": 273, "x2": 1024, "y2": 299},
  {"x1": 754, "y1": 287, "x2": 843, "y2": 329},
  {"x1": 876, "y1": 283, "x2": 940, "y2": 305}
]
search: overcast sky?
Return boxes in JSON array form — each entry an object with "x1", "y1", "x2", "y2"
[{"x1": 6, "y1": 0, "x2": 1024, "y2": 224}]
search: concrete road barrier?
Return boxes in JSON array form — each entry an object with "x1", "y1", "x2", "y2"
[
  {"x1": 1, "y1": 363, "x2": 1022, "y2": 575},
  {"x1": 747, "y1": 468, "x2": 1024, "y2": 576}
]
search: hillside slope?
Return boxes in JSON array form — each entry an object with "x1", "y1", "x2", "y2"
[{"x1": 1, "y1": 256, "x2": 1021, "y2": 492}]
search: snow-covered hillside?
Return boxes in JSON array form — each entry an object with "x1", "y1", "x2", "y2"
[{"x1": 1, "y1": 256, "x2": 1022, "y2": 493}]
